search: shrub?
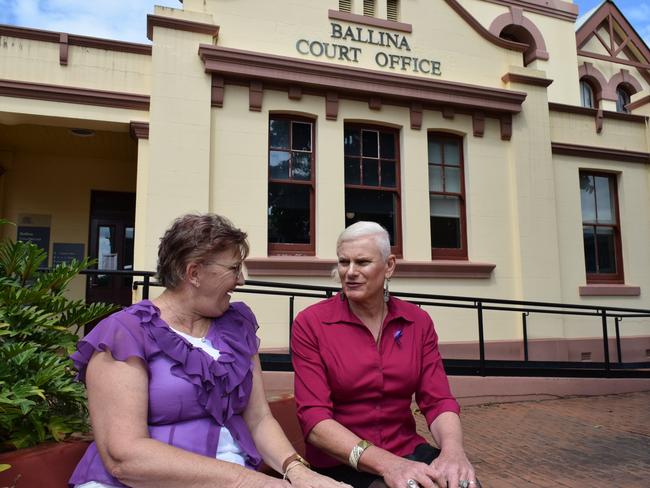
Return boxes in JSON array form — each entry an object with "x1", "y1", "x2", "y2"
[{"x1": 0, "y1": 220, "x2": 118, "y2": 452}]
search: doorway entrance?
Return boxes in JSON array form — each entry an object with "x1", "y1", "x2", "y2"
[{"x1": 86, "y1": 191, "x2": 136, "y2": 309}]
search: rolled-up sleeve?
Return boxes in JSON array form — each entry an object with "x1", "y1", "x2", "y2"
[
  {"x1": 415, "y1": 315, "x2": 460, "y2": 427},
  {"x1": 291, "y1": 311, "x2": 334, "y2": 438}
]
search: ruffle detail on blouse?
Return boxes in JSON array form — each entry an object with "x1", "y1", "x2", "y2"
[
  {"x1": 71, "y1": 300, "x2": 262, "y2": 468},
  {"x1": 128, "y1": 301, "x2": 258, "y2": 428},
  {"x1": 71, "y1": 310, "x2": 146, "y2": 383}
]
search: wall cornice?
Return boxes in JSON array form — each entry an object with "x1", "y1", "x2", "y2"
[
  {"x1": 551, "y1": 142, "x2": 650, "y2": 164},
  {"x1": 549, "y1": 102, "x2": 648, "y2": 123},
  {"x1": 146, "y1": 14, "x2": 219, "y2": 41},
  {"x1": 0, "y1": 79, "x2": 150, "y2": 111},
  {"x1": 199, "y1": 45, "x2": 527, "y2": 121},
  {"x1": 502, "y1": 72, "x2": 553, "y2": 87},
  {"x1": 129, "y1": 121, "x2": 150, "y2": 139},
  {"x1": 627, "y1": 94, "x2": 650, "y2": 111},
  {"x1": 245, "y1": 257, "x2": 495, "y2": 278},
  {"x1": 0, "y1": 23, "x2": 152, "y2": 55}
]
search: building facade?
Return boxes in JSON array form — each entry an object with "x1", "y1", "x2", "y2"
[{"x1": 1, "y1": 0, "x2": 649, "y2": 359}]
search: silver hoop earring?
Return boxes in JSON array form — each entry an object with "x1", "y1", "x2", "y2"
[{"x1": 383, "y1": 278, "x2": 390, "y2": 303}]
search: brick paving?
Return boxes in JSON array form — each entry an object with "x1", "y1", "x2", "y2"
[{"x1": 414, "y1": 391, "x2": 650, "y2": 487}]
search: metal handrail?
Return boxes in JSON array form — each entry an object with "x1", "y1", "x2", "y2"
[{"x1": 86, "y1": 270, "x2": 650, "y2": 378}]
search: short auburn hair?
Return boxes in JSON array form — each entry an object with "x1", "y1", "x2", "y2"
[{"x1": 156, "y1": 213, "x2": 249, "y2": 289}]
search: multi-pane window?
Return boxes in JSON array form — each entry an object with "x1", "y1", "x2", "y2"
[
  {"x1": 580, "y1": 80, "x2": 595, "y2": 109},
  {"x1": 428, "y1": 133, "x2": 467, "y2": 259},
  {"x1": 579, "y1": 172, "x2": 623, "y2": 283},
  {"x1": 616, "y1": 86, "x2": 631, "y2": 113},
  {"x1": 268, "y1": 116, "x2": 315, "y2": 255},
  {"x1": 344, "y1": 125, "x2": 401, "y2": 253}
]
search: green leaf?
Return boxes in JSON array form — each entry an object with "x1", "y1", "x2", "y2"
[
  {"x1": 0, "y1": 463, "x2": 11, "y2": 472},
  {"x1": 0, "y1": 222, "x2": 113, "y2": 451}
]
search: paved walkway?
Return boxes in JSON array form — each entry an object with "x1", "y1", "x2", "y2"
[{"x1": 414, "y1": 391, "x2": 650, "y2": 487}]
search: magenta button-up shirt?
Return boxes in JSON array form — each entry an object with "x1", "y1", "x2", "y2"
[{"x1": 292, "y1": 294, "x2": 460, "y2": 468}]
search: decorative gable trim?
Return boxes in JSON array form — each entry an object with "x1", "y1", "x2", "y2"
[{"x1": 576, "y1": 1, "x2": 650, "y2": 70}]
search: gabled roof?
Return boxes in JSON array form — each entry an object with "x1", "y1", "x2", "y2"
[
  {"x1": 576, "y1": 0, "x2": 650, "y2": 68},
  {"x1": 575, "y1": 1, "x2": 605, "y2": 31}
]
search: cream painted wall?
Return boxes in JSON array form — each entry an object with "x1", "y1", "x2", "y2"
[
  {"x1": 0, "y1": 123, "x2": 136, "y2": 300},
  {"x1": 578, "y1": 55, "x2": 650, "y2": 93},
  {"x1": 554, "y1": 155, "x2": 650, "y2": 338},
  {"x1": 581, "y1": 35, "x2": 607, "y2": 56},
  {"x1": 459, "y1": 0, "x2": 581, "y2": 105},
  {"x1": 207, "y1": 80, "x2": 534, "y2": 346},
  {"x1": 183, "y1": 0, "x2": 521, "y2": 88},
  {"x1": 0, "y1": 96, "x2": 149, "y2": 127},
  {"x1": 133, "y1": 137, "x2": 150, "y2": 276},
  {"x1": 502, "y1": 69, "x2": 563, "y2": 308},
  {"x1": 0, "y1": 37, "x2": 150, "y2": 95},
  {"x1": 550, "y1": 111, "x2": 648, "y2": 152},
  {"x1": 210, "y1": 85, "x2": 270, "y2": 258},
  {"x1": 524, "y1": 11, "x2": 581, "y2": 105},
  {"x1": 139, "y1": 8, "x2": 217, "y2": 272},
  {"x1": 1, "y1": 0, "x2": 647, "y2": 349}
]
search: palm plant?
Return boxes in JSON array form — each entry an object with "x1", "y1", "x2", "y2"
[{"x1": 0, "y1": 220, "x2": 118, "y2": 452}]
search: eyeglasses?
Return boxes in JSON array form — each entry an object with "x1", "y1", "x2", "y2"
[{"x1": 211, "y1": 261, "x2": 244, "y2": 277}]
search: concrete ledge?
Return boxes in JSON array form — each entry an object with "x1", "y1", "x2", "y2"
[
  {"x1": 449, "y1": 376, "x2": 650, "y2": 406},
  {"x1": 263, "y1": 371, "x2": 650, "y2": 407}
]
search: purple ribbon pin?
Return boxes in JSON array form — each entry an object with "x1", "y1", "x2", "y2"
[{"x1": 393, "y1": 329, "x2": 403, "y2": 346}]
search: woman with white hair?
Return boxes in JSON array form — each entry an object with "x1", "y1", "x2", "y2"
[{"x1": 291, "y1": 221, "x2": 478, "y2": 488}]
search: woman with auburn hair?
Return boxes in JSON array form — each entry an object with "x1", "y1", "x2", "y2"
[{"x1": 70, "y1": 213, "x2": 350, "y2": 488}]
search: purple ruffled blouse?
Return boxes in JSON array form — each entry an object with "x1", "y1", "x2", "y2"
[{"x1": 68, "y1": 300, "x2": 262, "y2": 487}]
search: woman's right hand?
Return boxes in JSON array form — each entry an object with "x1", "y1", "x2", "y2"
[{"x1": 380, "y1": 457, "x2": 441, "y2": 488}]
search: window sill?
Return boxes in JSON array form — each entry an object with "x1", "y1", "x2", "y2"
[
  {"x1": 246, "y1": 257, "x2": 495, "y2": 278},
  {"x1": 579, "y1": 284, "x2": 640, "y2": 297},
  {"x1": 246, "y1": 257, "x2": 337, "y2": 277},
  {"x1": 393, "y1": 260, "x2": 495, "y2": 278},
  {"x1": 327, "y1": 9, "x2": 413, "y2": 33}
]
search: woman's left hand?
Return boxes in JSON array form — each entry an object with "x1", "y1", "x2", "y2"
[
  {"x1": 430, "y1": 446, "x2": 476, "y2": 488},
  {"x1": 286, "y1": 464, "x2": 352, "y2": 487}
]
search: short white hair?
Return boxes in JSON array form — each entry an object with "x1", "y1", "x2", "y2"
[{"x1": 336, "y1": 221, "x2": 391, "y2": 261}]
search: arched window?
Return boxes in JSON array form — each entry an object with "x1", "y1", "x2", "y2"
[
  {"x1": 498, "y1": 25, "x2": 537, "y2": 66},
  {"x1": 616, "y1": 86, "x2": 631, "y2": 113},
  {"x1": 580, "y1": 80, "x2": 595, "y2": 108},
  {"x1": 428, "y1": 132, "x2": 467, "y2": 259},
  {"x1": 344, "y1": 124, "x2": 402, "y2": 255},
  {"x1": 268, "y1": 115, "x2": 316, "y2": 255}
]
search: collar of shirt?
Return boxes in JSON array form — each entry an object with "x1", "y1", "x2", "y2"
[{"x1": 322, "y1": 293, "x2": 416, "y2": 328}]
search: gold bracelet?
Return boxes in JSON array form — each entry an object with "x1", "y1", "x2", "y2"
[
  {"x1": 348, "y1": 439, "x2": 373, "y2": 471},
  {"x1": 282, "y1": 453, "x2": 310, "y2": 473},
  {"x1": 282, "y1": 460, "x2": 304, "y2": 480}
]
